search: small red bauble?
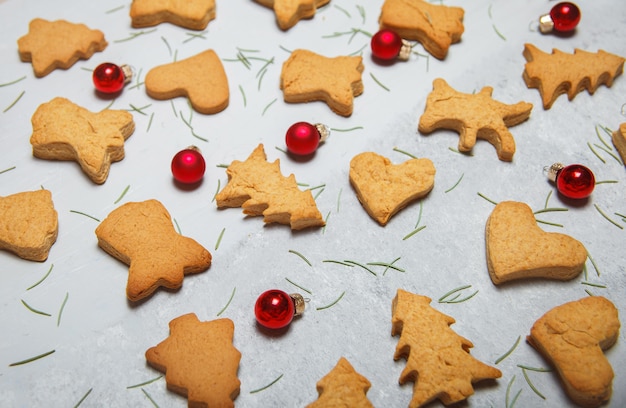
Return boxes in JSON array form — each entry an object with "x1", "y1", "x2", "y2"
[
  {"x1": 371, "y1": 29, "x2": 411, "y2": 61},
  {"x1": 285, "y1": 122, "x2": 329, "y2": 156},
  {"x1": 539, "y1": 2, "x2": 580, "y2": 33},
  {"x1": 171, "y1": 147, "x2": 206, "y2": 184},
  {"x1": 93, "y1": 63, "x2": 132, "y2": 93},
  {"x1": 254, "y1": 290, "x2": 305, "y2": 330},
  {"x1": 547, "y1": 163, "x2": 595, "y2": 199}
]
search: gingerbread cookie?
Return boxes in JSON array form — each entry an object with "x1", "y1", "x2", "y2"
[
  {"x1": 418, "y1": 78, "x2": 533, "y2": 161},
  {"x1": 95, "y1": 199, "x2": 212, "y2": 301},
  {"x1": 0, "y1": 190, "x2": 58, "y2": 262},
  {"x1": 523, "y1": 44, "x2": 625, "y2": 109},
  {"x1": 145, "y1": 49, "x2": 229, "y2": 114},
  {"x1": 280, "y1": 49, "x2": 364, "y2": 117},
  {"x1": 611, "y1": 123, "x2": 626, "y2": 164},
  {"x1": 146, "y1": 314, "x2": 241, "y2": 407},
  {"x1": 17, "y1": 18, "x2": 107, "y2": 77},
  {"x1": 215, "y1": 144, "x2": 325, "y2": 230},
  {"x1": 130, "y1": 0, "x2": 216, "y2": 30},
  {"x1": 255, "y1": 0, "x2": 330, "y2": 30},
  {"x1": 378, "y1": 0, "x2": 464, "y2": 60},
  {"x1": 307, "y1": 357, "x2": 374, "y2": 408},
  {"x1": 349, "y1": 152, "x2": 435, "y2": 226},
  {"x1": 486, "y1": 201, "x2": 587, "y2": 285},
  {"x1": 392, "y1": 289, "x2": 502, "y2": 406},
  {"x1": 528, "y1": 296, "x2": 620, "y2": 407},
  {"x1": 30, "y1": 97, "x2": 135, "y2": 184}
]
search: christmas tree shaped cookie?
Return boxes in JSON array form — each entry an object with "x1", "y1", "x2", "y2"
[
  {"x1": 18, "y1": 18, "x2": 107, "y2": 77},
  {"x1": 95, "y1": 200, "x2": 212, "y2": 301},
  {"x1": 523, "y1": 44, "x2": 625, "y2": 109},
  {"x1": 392, "y1": 289, "x2": 501, "y2": 407},
  {"x1": 378, "y1": 0, "x2": 464, "y2": 59},
  {"x1": 307, "y1": 357, "x2": 374, "y2": 408},
  {"x1": 418, "y1": 78, "x2": 533, "y2": 161},
  {"x1": 215, "y1": 144, "x2": 325, "y2": 230},
  {"x1": 146, "y1": 314, "x2": 241, "y2": 407},
  {"x1": 30, "y1": 97, "x2": 135, "y2": 184}
]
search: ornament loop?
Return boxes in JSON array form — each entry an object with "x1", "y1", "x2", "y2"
[
  {"x1": 120, "y1": 64, "x2": 134, "y2": 85},
  {"x1": 314, "y1": 123, "x2": 330, "y2": 144},
  {"x1": 290, "y1": 293, "x2": 306, "y2": 316},
  {"x1": 546, "y1": 162, "x2": 564, "y2": 182},
  {"x1": 538, "y1": 13, "x2": 555, "y2": 33},
  {"x1": 398, "y1": 39, "x2": 413, "y2": 61}
]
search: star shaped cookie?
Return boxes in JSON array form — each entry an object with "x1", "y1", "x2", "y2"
[
  {"x1": 30, "y1": 97, "x2": 135, "y2": 184},
  {"x1": 255, "y1": 0, "x2": 330, "y2": 30},
  {"x1": 130, "y1": 0, "x2": 216, "y2": 30},
  {"x1": 418, "y1": 78, "x2": 533, "y2": 161},
  {"x1": 281, "y1": 49, "x2": 364, "y2": 117},
  {"x1": 146, "y1": 314, "x2": 241, "y2": 407},
  {"x1": 95, "y1": 200, "x2": 212, "y2": 302},
  {"x1": 18, "y1": 18, "x2": 107, "y2": 77},
  {"x1": 145, "y1": 50, "x2": 229, "y2": 114},
  {"x1": 379, "y1": 0, "x2": 464, "y2": 60}
]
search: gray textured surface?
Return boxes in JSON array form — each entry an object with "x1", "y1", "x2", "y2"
[{"x1": 0, "y1": 0, "x2": 625, "y2": 406}]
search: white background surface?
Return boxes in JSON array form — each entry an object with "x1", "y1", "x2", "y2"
[{"x1": 0, "y1": 0, "x2": 625, "y2": 406}]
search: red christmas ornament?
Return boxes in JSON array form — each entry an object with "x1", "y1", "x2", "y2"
[
  {"x1": 285, "y1": 122, "x2": 330, "y2": 156},
  {"x1": 93, "y1": 63, "x2": 132, "y2": 93},
  {"x1": 539, "y1": 2, "x2": 580, "y2": 33},
  {"x1": 171, "y1": 146, "x2": 206, "y2": 184},
  {"x1": 370, "y1": 29, "x2": 411, "y2": 61},
  {"x1": 546, "y1": 163, "x2": 595, "y2": 199},
  {"x1": 254, "y1": 289, "x2": 305, "y2": 330}
]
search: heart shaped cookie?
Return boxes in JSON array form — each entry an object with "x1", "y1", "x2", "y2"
[
  {"x1": 485, "y1": 201, "x2": 587, "y2": 284},
  {"x1": 349, "y1": 152, "x2": 435, "y2": 225}
]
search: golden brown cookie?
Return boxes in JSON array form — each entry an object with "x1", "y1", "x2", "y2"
[
  {"x1": 611, "y1": 123, "x2": 626, "y2": 164},
  {"x1": 255, "y1": 0, "x2": 330, "y2": 30},
  {"x1": 392, "y1": 289, "x2": 502, "y2": 407},
  {"x1": 378, "y1": 0, "x2": 464, "y2": 60},
  {"x1": 17, "y1": 18, "x2": 107, "y2": 77},
  {"x1": 145, "y1": 49, "x2": 229, "y2": 114},
  {"x1": 528, "y1": 296, "x2": 620, "y2": 408},
  {"x1": 95, "y1": 199, "x2": 212, "y2": 301},
  {"x1": 486, "y1": 201, "x2": 587, "y2": 285},
  {"x1": 130, "y1": 0, "x2": 216, "y2": 30},
  {"x1": 30, "y1": 97, "x2": 135, "y2": 184},
  {"x1": 215, "y1": 144, "x2": 325, "y2": 230},
  {"x1": 349, "y1": 152, "x2": 435, "y2": 226},
  {"x1": 146, "y1": 313, "x2": 241, "y2": 407},
  {"x1": 418, "y1": 78, "x2": 533, "y2": 162},
  {"x1": 306, "y1": 357, "x2": 374, "y2": 408},
  {"x1": 0, "y1": 190, "x2": 58, "y2": 262},
  {"x1": 280, "y1": 49, "x2": 364, "y2": 117},
  {"x1": 523, "y1": 44, "x2": 625, "y2": 109}
]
